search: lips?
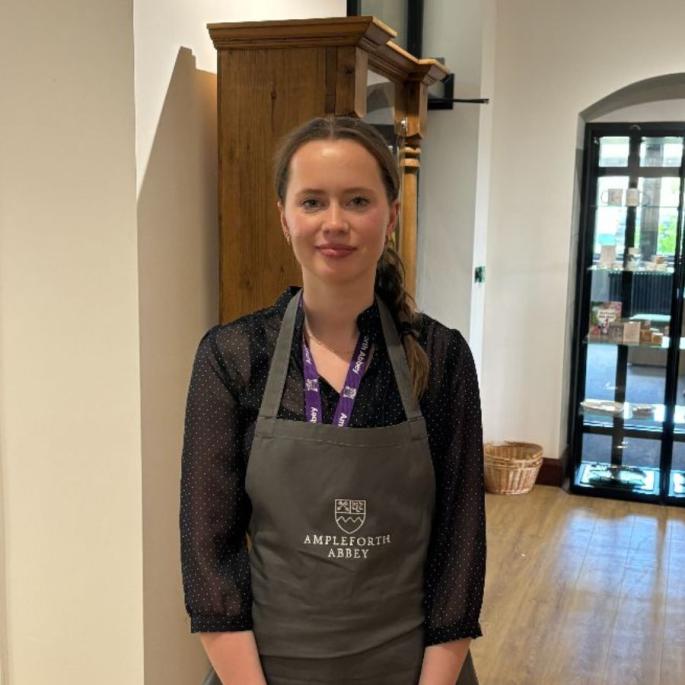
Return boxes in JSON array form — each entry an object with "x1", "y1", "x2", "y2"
[{"x1": 317, "y1": 245, "x2": 356, "y2": 258}]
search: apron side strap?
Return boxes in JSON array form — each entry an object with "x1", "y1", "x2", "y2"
[
  {"x1": 376, "y1": 295, "x2": 423, "y2": 421},
  {"x1": 259, "y1": 289, "x2": 302, "y2": 420},
  {"x1": 408, "y1": 416, "x2": 428, "y2": 442}
]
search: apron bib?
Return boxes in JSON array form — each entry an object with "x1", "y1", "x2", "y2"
[{"x1": 203, "y1": 289, "x2": 479, "y2": 684}]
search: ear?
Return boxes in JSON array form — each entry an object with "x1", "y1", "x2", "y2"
[
  {"x1": 277, "y1": 200, "x2": 289, "y2": 239},
  {"x1": 386, "y1": 199, "x2": 400, "y2": 241}
]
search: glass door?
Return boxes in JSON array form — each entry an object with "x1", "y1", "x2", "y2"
[{"x1": 570, "y1": 124, "x2": 685, "y2": 505}]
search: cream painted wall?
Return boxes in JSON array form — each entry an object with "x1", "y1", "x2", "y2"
[
  {"x1": 133, "y1": 2, "x2": 346, "y2": 684},
  {"x1": 134, "y1": 0, "x2": 347, "y2": 194},
  {"x1": 418, "y1": 0, "x2": 496, "y2": 374},
  {"x1": 419, "y1": 0, "x2": 481, "y2": 332},
  {"x1": 484, "y1": 0, "x2": 685, "y2": 461},
  {"x1": 593, "y1": 99, "x2": 685, "y2": 123},
  {"x1": 0, "y1": 1, "x2": 143, "y2": 684}
]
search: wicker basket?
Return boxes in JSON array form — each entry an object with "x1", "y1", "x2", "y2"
[{"x1": 483, "y1": 441, "x2": 543, "y2": 495}]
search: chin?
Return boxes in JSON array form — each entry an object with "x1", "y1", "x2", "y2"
[{"x1": 303, "y1": 262, "x2": 372, "y2": 287}]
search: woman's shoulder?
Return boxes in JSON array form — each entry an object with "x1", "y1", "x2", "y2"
[
  {"x1": 415, "y1": 310, "x2": 472, "y2": 369},
  {"x1": 415, "y1": 312, "x2": 480, "y2": 419},
  {"x1": 204, "y1": 286, "x2": 296, "y2": 344},
  {"x1": 195, "y1": 287, "x2": 296, "y2": 389}
]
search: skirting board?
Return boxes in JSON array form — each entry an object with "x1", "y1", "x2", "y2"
[{"x1": 536, "y1": 457, "x2": 565, "y2": 487}]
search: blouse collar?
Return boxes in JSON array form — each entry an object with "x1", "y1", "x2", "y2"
[{"x1": 274, "y1": 285, "x2": 382, "y2": 342}]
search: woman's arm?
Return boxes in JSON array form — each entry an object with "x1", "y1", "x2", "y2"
[
  {"x1": 180, "y1": 328, "x2": 258, "y2": 672},
  {"x1": 422, "y1": 328, "x2": 486, "y2": 644},
  {"x1": 200, "y1": 631, "x2": 266, "y2": 685},
  {"x1": 419, "y1": 638, "x2": 471, "y2": 685}
]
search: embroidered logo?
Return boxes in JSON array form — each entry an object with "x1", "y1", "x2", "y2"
[
  {"x1": 341, "y1": 386, "x2": 357, "y2": 399},
  {"x1": 335, "y1": 498, "x2": 366, "y2": 534}
]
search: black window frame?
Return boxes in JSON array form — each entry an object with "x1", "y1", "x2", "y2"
[{"x1": 346, "y1": 0, "x2": 424, "y2": 57}]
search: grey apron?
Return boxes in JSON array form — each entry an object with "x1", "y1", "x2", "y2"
[{"x1": 204, "y1": 289, "x2": 479, "y2": 685}]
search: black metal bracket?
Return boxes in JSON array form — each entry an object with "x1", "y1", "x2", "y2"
[{"x1": 428, "y1": 74, "x2": 490, "y2": 110}]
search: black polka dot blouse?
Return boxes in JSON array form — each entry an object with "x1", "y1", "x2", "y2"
[{"x1": 180, "y1": 286, "x2": 486, "y2": 647}]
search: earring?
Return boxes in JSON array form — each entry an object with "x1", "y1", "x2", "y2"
[{"x1": 285, "y1": 232, "x2": 291, "y2": 245}]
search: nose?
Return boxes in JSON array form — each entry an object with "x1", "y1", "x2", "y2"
[{"x1": 322, "y1": 201, "x2": 349, "y2": 232}]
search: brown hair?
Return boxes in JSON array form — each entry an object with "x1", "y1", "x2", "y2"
[{"x1": 273, "y1": 115, "x2": 429, "y2": 401}]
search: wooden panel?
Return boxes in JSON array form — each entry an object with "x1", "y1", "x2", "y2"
[
  {"x1": 324, "y1": 47, "x2": 337, "y2": 113},
  {"x1": 209, "y1": 15, "x2": 395, "y2": 51},
  {"x1": 366, "y1": 41, "x2": 447, "y2": 85},
  {"x1": 404, "y1": 80, "x2": 427, "y2": 140},
  {"x1": 334, "y1": 47, "x2": 367, "y2": 117},
  {"x1": 212, "y1": 17, "x2": 451, "y2": 323},
  {"x1": 208, "y1": 16, "x2": 447, "y2": 87},
  {"x1": 218, "y1": 47, "x2": 327, "y2": 322},
  {"x1": 399, "y1": 146, "x2": 420, "y2": 298}
]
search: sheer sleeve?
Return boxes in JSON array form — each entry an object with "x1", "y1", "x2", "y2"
[
  {"x1": 422, "y1": 329, "x2": 486, "y2": 645},
  {"x1": 180, "y1": 326, "x2": 253, "y2": 633}
]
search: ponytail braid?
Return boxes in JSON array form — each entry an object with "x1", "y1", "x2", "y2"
[{"x1": 375, "y1": 239, "x2": 430, "y2": 402}]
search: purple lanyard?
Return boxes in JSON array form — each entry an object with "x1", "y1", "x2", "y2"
[{"x1": 300, "y1": 305, "x2": 372, "y2": 427}]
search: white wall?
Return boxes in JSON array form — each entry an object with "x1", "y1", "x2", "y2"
[
  {"x1": 0, "y1": 2, "x2": 143, "y2": 684},
  {"x1": 418, "y1": 0, "x2": 496, "y2": 373},
  {"x1": 593, "y1": 99, "x2": 685, "y2": 123},
  {"x1": 484, "y1": 0, "x2": 685, "y2": 460},
  {"x1": 0, "y1": 2, "x2": 347, "y2": 684},
  {"x1": 134, "y1": 0, "x2": 347, "y2": 192},
  {"x1": 133, "y1": 2, "x2": 346, "y2": 684}
]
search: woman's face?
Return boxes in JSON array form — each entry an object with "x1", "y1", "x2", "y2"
[{"x1": 278, "y1": 139, "x2": 399, "y2": 287}]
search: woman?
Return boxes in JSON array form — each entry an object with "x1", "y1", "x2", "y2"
[{"x1": 180, "y1": 115, "x2": 486, "y2": 685}]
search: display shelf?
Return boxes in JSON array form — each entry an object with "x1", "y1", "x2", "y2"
[
  {"x1": 589, "y1": 204, "x2": 681, "y2": 210},
  {"x1": 587, "y1": 265, "x2": 675, "y2": 274},
  {"x1": 576, "y1": 462, "x2": 658, "y2": 494},
  {"x1": 580, "y1": 400, "x2": 685, "y2": 430},
  {"x1": 584, "y1": 336, "x2": 678, "y2": 350},
  {"x1": 673, "y1": 406, "x2": 685, "y2": 435},
  {"x1": 570, "y1": 123, "x2": 685, "y2": 506}
]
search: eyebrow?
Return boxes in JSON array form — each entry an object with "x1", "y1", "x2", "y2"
[{"x1": 294, "y1": 187, "x2": 375, "y2": 195}]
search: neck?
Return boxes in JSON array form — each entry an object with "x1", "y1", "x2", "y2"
[{"x1": 300, "y1": 272, "x2": 375, "y2": 345}]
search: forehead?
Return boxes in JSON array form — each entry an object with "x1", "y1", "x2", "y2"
[{"x1": 287, "y1": 139, "x2": 384, "y2": 190}]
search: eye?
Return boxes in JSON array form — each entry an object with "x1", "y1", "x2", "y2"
[
  {"x1": 348, "y1": 196, "x2": 370, "y2": 208},
  {"x1": 301, "y1": 198, "x2": 322, "y2": 210}
]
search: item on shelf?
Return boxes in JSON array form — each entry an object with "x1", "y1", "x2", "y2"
[
  {"x1": 585, "y1": 463, "x2": 647, "y2": 490},
  {"x1": 608, "y1": 321, "x2": 624, "y2": 343},
  {"x1": 625, "y1": 188, "x2": 641, "y2": 208},
  {"x1": 647, "y1": 254, "x2": 669, "y2": 272},
  {"x1": 675, "y1": 473, "x2": 685, "y2": 495},
  {"x1": 622, "y1": 320, "x2": 641, "y2": 344},
  {"x1": 626, "y1": 247, "x2": 641, "y2": 271},
  {"x1": 483, "y1": 441, "x2": 543, "y2": 495},
  {"x1": 601, "y1": 188, "x2": 624, "y2": 206},
  {"x1": 588, "y1": 301, "x2": 622, "y2": 338},
  {"x1": 651, "y1": 330, "x2": 664, "y2": 345},
  {"x1": 599, "y1": 244, "x2": 617, "y2": 268},
  {"x1": 631, "y1": 403, "x2": 655, "y2": 418},
  {"x1": 640, "y1": 327, "x2": 654, "y2": 344},
  {"x1": 581, "y1": 399, "x2": 624, "y2": 416}
]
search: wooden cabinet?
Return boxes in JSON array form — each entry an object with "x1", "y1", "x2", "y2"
[{"x1": 208, "y1": 16, "x2": 448, "y2": 322}]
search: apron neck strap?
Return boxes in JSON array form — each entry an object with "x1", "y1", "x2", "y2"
[{"x1": 259, "y1": 288, "x2": 422, "y2": 421}]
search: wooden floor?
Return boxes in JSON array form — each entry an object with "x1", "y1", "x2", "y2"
[{"x1": 471, "y1": 485, "x2": 685, "y2": 685}]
